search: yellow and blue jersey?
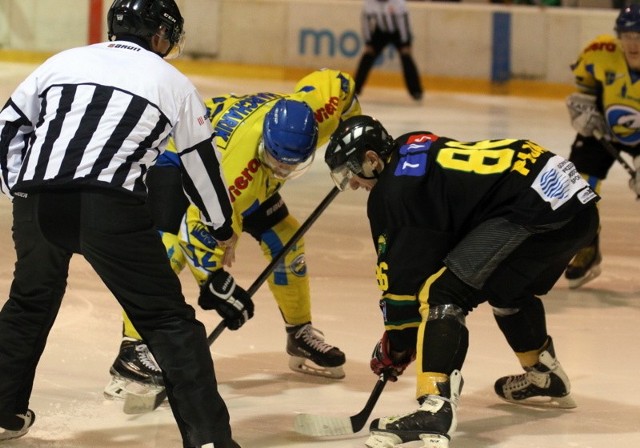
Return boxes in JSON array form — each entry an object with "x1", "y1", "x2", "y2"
[{"x1": 572, "y1": 34, "x2": 640, "y2": 146}]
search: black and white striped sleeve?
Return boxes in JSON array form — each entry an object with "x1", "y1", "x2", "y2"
[
  {"x1": 0, "y1": 74, "x2": 39, "y2": 198},
  {"x1": 172, "y1": 88, "x2": 233, "y2": 239}
]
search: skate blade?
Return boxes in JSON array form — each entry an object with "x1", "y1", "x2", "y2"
[
  {"x1": 0, "y1": 427, "x2": 29, "y2": 442},
  {"x1": 104, "y1": 376, "x2": 164, "y2": 401},
  {"x1": 288, "y1": 356, "x2": 345, "y2": 379},
  {"x1": 365, "y1": 432, "x2": 448, "y2": 448},
  {"x1": 365, "y1": 432, "x2": 403, "y2": 448},
  {"x1": 567, "y1": 265, "x2": 601, "y2": 289},
  {"x1": 500, "y1": 393, "x2": 577, "y2": 409},
  {"x1": 419, "y1": 434, "x2": 450, "y2": 447},
  {"x1": 103, "y1": 376, "x2": 129, "y2": 400}
]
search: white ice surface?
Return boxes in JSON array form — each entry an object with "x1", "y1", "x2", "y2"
[{"x1": 1, "y1": 63, "x2": 639, "y2": 447}]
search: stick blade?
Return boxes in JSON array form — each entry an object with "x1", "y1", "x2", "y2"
[
  {"x1": 122, "y1": 383, "x2": 166, "y2": 415},
  {"x1": 293, "y1": 413, "x2": 355, "y2": 436}
]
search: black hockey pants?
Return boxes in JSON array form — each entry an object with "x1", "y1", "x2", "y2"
[{"x1": 0, "y1": 189, "x2": 233, "y2": 447}]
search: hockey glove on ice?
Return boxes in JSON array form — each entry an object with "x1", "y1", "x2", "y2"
[
  {"x1": 566, "y1": 92, "x2": 606, "y2": 138},
  {"x1": 370, "y1": 331, "x2": 416, "y2": 382},
  {"x1": 199, "y1": 270, "x2": 254, "y2": 330}
]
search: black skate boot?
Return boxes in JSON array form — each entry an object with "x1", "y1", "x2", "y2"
[
  {"x1": 366, "y1": 370, "x2": 463, "y2": 448},
  {"x1": 564, "y1": 237, "x2": 601, "y2": 289},
  {"x1": 192, "y1": 440, "x2": 241, "y2": 448},
  {"x1": 104, "y1": 337, "x2": 164, "y2": 400},
  {"x1": 0, "y1": 410, "x2": 35, "y2": 441},
  {"x1": 494, "y1": 338, "x2": 576, "y2": 409},
  {"x1": 286, "y1": 322, "x2": 346, "y2": 379}
]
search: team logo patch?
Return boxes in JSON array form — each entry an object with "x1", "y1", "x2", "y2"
[
  {"x1": 377, "y1": 234, "x2": 387, "y2": 257},
  {"x1": 539, "y1": 170, "x2": 569, "y2": 199},
  {"x1": 606, "y1": 105, "x2": 640, "y2": 145},
  {"x1": 531, "y1": 156, "x2": 586, "y2": 210}
]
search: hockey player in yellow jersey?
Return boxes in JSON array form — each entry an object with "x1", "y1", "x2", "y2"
[
  {"x1": 104, "y1": 69, "x2": 361, "y2": 399},
  {"x1": 564, "y1": 5, "x2": 640, "y2": 289}
]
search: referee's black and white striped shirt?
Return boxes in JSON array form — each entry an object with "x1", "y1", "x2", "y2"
[
  {"x1": 0, "y1": 41, "x2": 232, "y2": 235},
  {"x1": 362, "y1": 0, "x2": 412, "y2": 44}
]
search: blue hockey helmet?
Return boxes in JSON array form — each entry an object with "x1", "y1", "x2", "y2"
[
  {"x1": 263, "y1": 99, "x2": 318, "y2": 166},
  {"x1": 615, "y1": 5, "x2": 640, "y2": 34}
]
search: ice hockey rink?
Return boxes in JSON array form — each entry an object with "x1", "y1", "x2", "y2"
[{"x1": 1, "y1": 60, "x2": 639, "y2": 448}]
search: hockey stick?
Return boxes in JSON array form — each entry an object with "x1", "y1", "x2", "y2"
[
  {"x1": 123, "y1": 186, "x2": 341, "y2": 415},
  {"x1": 592, "y1": 129, "x2": 637, "y2": 178},
  {"x1": 592, "y1": 129, "x2": 639, "y2": 201},
  {"x1": 293, "y1": 371, "x2": 390, "y2": 436}
]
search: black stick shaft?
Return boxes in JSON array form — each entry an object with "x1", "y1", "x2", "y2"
[
  {"x1": 349, "y1": 372, "x2": 389, "y2": 432},
  {"x1": 592, "y1": 130, "x2": 639, "y2": 200},
  {"x1": 206, "y1": 186, "x2": 341, "y2": 345}
]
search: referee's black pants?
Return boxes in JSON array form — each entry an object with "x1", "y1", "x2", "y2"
[{"x1": 0, "y1": 189, "x2": 233, "y2": 447}]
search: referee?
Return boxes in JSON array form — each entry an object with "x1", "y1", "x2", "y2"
[
  {"x1": 0, "y1": 1, "x2": 241, "y2": 447},
  {"x1": 354, "y1": 0, "x2": 423, "y2": 101}
]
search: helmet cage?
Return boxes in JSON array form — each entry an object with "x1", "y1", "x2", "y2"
[{"x1": 325, "y1": 115, "x2": 393, "y2": 190}]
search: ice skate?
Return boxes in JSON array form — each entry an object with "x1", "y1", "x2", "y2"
[
  {"x1": 564, "y1": 241, "x2": 601, "y2": 289},
  {"x1": 104, "y1": 337, "x2": 164, "y2": 400},
  {"x1": 286, "y1": 323, "x2": 346, "y2": 379},
  {"x1": 365, "y1": 370, "x2": 462, "y2": 448},
  {"x1": 494, "y1": 339, "x2": 576, "y2": 409},
  {"x1": 192, "y1": 440, "x2": 241, "y2": 448},
  {"x1": 0, "y1": 410, "x2": 35, "y2": 441}
]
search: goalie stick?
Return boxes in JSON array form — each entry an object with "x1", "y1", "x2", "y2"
[
  {"x1": 293, "y1": 371, "x2": 390, "y2": 437},
  {"x1": 123, "y1": 186, "x2": 341, "y2": 415}
]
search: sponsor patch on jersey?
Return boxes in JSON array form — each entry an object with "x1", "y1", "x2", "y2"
[
  {"x1": 191, "y1": 223, "x2": 217, "y2": 248},
  {"x1": 531, "y1": 156, "x2": 587, "y2": 210},
  {"x1": 394, "y1": 134, "x2": 435, "y2": 177},
  {"x1": 577, "y1": 187, "x2": 597, "y2": 204}
]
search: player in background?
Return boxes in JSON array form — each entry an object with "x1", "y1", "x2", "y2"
[
  {"x1": 104, "y1": 69, "x2": 362, "y2": 400},
  {"x1": 564, "y1": 5, "x2": 640, "y2": 288},
  {"x1": 354, "y1": 0, "x2": 423, "y2": 101},
  {"x1": 0, "y1": 0, "x2": 241, "y2": 446},
  {"x1": 324, "y1": 116, "x2": 599, "y2": 448}
]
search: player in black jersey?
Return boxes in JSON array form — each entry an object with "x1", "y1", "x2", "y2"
[
  {"x1": 0, "y1": 1, "x2": 240, "y2": 446},
  {"x1": 325, "y1": 115, "x2": 600, "y2": 448}
]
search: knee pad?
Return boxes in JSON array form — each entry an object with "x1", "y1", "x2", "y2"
[{"x1": 419, "y1": 304, "x2": 469, "y2": 375}]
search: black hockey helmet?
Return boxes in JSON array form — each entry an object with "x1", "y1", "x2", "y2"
[
  {"x1": 615, "y1": 4, "x2": 640, "y2": 34},
  {"x1": 107, "y1": 0, "x2": 185, "y2": 58},
  {"x1": 325, "y1": 115, "x2": 394, "y2": 190}
]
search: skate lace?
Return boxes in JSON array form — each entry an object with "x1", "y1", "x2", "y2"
[
  {"x1": 504, "y1": 370, "x2": 549, "y2": 391},
  {"x1": 135, "y1": 344, "x2": 162, "y2": 373},
  {"x1": 296, "y1": 324, "x2": 334, "y2": 354}
]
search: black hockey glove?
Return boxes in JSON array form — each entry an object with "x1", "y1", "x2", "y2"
[{"x1": 199, "y1": 270, "x2": 254, "y2": 330}]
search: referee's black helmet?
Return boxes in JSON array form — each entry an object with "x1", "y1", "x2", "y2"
[{"x1": 107, "y1": 0, "x2": 185, "y2": 58}]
